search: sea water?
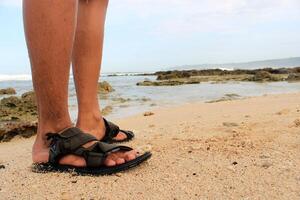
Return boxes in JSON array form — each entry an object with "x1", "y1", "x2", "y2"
[{"x1": 0, "y1": 74, "x2": 300, "y2": 120}]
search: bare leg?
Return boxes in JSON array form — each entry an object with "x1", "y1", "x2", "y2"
[
  {"x1": 72, "y1": 0, "x2": 127, "y2": 141},
  {"x1": 23, "y1": 0, "x2": 135, "y2": 167}
]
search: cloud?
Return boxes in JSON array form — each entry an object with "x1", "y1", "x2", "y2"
[{"x1": 109, "y1": 0, "x2": 300, "y2": 36}]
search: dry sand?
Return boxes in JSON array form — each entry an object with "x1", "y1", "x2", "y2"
[{"x1": 0, "y1": 93, "x2": 299, "y2": 200}]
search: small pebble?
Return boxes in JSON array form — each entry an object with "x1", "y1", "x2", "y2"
[
  {"x1": 144, "y1": 112, "x2": 154, "y2": 116},
  {"x1": 232, "y1": 161, "x2": 238, "y2": 165},
  {"x1": 0, "y1": 165, "x2": 5, "y2": 169}
]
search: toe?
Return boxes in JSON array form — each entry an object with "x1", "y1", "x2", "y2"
[
  {"x1": 124, "y1": 150, "x2": 137, "y2": 161},
  {"x1": 116, "y1": 158, "x2": 125, "y2": 165},
  {"x1": 104, "y1": 158, "x2": 117, "y2": 167}
]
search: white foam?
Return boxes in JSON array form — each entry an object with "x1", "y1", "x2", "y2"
[{"x1": 0, "y1": 74, "x2": 32, "y2": 81}]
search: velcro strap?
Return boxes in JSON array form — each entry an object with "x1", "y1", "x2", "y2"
[
  {"x1": 96, "y1": 142, "x2": 133, "y2": 153},
  {"x1": 59, "y1": 127, "x2": 97, "y2": 151},
  {"x1": 47, "y1": 128, "x2": 98, "y2": 164},
  {"x1": 85, "y1": 151, "x2": 105, "y2": 167}
]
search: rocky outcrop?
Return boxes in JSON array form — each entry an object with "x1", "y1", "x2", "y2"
[
  {"x1": 0, "y1": 88, "x2": 16, "y2": 95},
  {"x1": 157, "y1": 71, "x2": 191, "y2": 80},
  {"x1": 0, "y1": 121, "x2": 37, "y2": 142},
  {"x1": 245, "y1": 71, "x2": 285, "y2": 82},
  {"x1": 98, "y1": 81, "x2": 115, "y2": 93},
  {"x1": 286, "y1": 73, "x2": 300, "y2": 82},
  {"x1": 0, "y1": 91, "x2": 37, "y2": 142}
]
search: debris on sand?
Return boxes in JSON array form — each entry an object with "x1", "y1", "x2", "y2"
[
  {"x1": 223, "y1": 122, "x2": 239, "y2": 127},
  {"x1": 143, "y1": 112, "x2": 154, "y2": 116}
]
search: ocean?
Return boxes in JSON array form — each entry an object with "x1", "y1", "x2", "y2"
[{"x1": 1, "y1": 73, "x2": 300, "y2": 120}]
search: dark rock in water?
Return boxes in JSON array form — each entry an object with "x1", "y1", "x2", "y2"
[
  {"x1": 0, "y1": 87, "x2": 16, "y2": 95},
  {"x1": 286, "y1": 73, "x2": 300, "y2": 82},
  {"x1": 157, "y1": 71, "x2": 191, "y2": 80},
  {"x1": 98, "y1": 81, "x2": 114, "y2": 93},
  {"x1": 0, "y1": 91, "x2": 38, "y2": 142}
]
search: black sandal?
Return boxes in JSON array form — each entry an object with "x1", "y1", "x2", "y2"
[
  {"x1": 32, "y1": 127, "x2": 151, "y2": 176},
  {"x1": 101, "y1": 118, "x2": 135, "y2": 143}
]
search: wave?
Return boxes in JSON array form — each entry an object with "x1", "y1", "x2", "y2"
[
  {"x1": 0, "y1": 74, "x2": 32, "y2": 81},
  {"x1": 0, "y1": 72, "x2": 152, "y2": 81}
]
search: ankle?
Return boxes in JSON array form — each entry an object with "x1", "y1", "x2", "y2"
[{"x1": 76, "y1": 109, "x2": 105, "y2": 139}]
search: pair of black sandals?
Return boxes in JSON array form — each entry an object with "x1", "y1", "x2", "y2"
[{"x1": 33, "y1": 118, "x2": 152, "y2": 176}]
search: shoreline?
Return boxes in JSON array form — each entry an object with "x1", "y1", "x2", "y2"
[{"x1": 0, "y1": 92, "x2": 300, "y2": 199}]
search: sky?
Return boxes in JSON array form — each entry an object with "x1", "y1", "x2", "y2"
[{"x1": 0, "y1": 0, "x2": 300, "y2": 74}]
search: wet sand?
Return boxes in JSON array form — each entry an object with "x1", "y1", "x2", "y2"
[{"x1": 0, "y1": 92, "x2": 299, "y2": 199}]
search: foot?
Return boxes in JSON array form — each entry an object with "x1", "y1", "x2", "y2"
[
  {"x1": 32, "y1": 128, "x2": 137, "y2": 167},
  {"x1": 77, "y1": 113, "x2": 128, "y2": 142}
]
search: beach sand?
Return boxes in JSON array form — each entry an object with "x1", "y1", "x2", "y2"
[{"x1": 0, "y1": 93, "x2": 299, "y2": 199}]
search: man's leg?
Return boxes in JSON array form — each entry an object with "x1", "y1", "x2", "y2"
[
  {"x1": 23, "y1": 0, "x2": 135, "y2": 167},
  {"x1": 72, "y1": 0, "x2": 127, "y2": 141}
]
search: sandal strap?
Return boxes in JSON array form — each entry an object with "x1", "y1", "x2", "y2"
[
  {"x1": 74, "y1": 142, "x2": 133, "y2": 167},
  {"x1": 47, "y1": 127, "x2": 98, "y2": 164},
  {"x1": 102, "y1": 118, "x2": 120, "y2": 141}
]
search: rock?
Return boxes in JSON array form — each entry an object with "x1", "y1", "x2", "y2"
[
  {"x1": 287, "y1": 73, "x2": 300, "y2": 82},
  {"x1": 112, "y1": 97, "x2": 131, "y2": 103},
  {"x1": 143, "y1": 112, "x2": 154, "y2": 116},
  {"x1": 223, "y1": 122, "x2": 239, "y2": 127},
  {"x1": 0, "y1": 91, "x2": 38, "y2": 142},
  {"x1": 156, "y1": 71, "x2": 191, "y2": 80},
  {"x1": 246, "y1": 71, "x2": 284, "y2": 82},
  {"x1": 97, "y1": 81, "x2": 114, "y2": 93},
  {"x1": 0, "y1": 121, "x2": 37, "y2": 142},
  {"x1": 0, "y1": 96, "x2": 21, "y2": 107},
  {"x1": 101, "y1": 106, "x2": 113, "y2": 116},
  {"x1": 0, "y1": 165, "x2": 5, "y2": 169},
  {"x1": 0, "y1": 88, "x2": 16, "y2": 95}
]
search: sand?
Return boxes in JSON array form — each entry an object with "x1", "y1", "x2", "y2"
[{"x1": 0, "y1": 93, "x2": 299, "y2": 200}]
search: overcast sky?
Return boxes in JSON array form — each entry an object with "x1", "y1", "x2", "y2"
[{"x1": 0, "y1": 0, "x2": 300, "y2": 74}]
